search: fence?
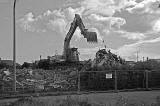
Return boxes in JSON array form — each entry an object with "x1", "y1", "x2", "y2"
[
  {"x1": 78, "y1": 70, "x2": 160, "y2": 92},
  {"x1": 0, "y1": 70, "x2": 160, "y2": 97}
]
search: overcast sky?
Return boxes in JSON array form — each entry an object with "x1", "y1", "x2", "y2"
[{"x1": 0, "y1": 0, "x2": 160, "y2": 64}]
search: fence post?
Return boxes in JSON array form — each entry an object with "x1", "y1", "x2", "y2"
[
  {"x1": 78, "y1": 70, "x2": 80, "y2": 93},
  {"x1": 145, "y1": 70, "x2": 149, "y2": 90},
  {"x1": 114, "y1": 70, "x2": 118, "y2": 93},
  {"x1": 2, "y1": 82, "x2": 4, "y2": 92}
]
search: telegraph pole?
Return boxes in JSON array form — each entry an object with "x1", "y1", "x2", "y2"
[
  {"x1": 143, "y1": 57, "x2": 144, "y2": 62},
  {"x1": 13, "y1": 0, "x2": 17, "y2": 92},
  {"x1": 136, "y1": 51, "x2": 139, "y2": 62}
]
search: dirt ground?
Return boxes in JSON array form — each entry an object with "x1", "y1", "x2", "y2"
[
  {"x1": 38, "y1": 91, "x2": 160, "y2": 105},
  {"x1": 0, "y1": 90, "x2": 160, "y2": 105}
]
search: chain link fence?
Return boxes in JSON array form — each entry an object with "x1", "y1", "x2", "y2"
[
  {"x1": 78, "y1": 70, "x2": 160, "y2": 92},
  {"x1": 0, "y1": 70, "x2": 160, "y2": 97},
  {"x1": 148, "y1": 70, "x2": 160, "y2": 89}
]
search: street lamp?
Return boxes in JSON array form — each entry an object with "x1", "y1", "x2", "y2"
[{"x1": 13, "y1": 0, "x2": 17, "y2": 92}]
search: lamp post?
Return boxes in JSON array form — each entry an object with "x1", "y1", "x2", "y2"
[{"x1": 13, "y1": 0, "x2": 17, "y2": 92}]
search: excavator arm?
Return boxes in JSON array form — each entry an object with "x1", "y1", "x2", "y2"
[
  {"x1": 75, "y1": 14, "x2": 97, "y2": 42},
  {"x1": 63, "y1": 14, "x2": 98, "y2": 61}
]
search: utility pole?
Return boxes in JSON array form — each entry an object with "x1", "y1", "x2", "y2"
[
  {"x1": 40, "y1": 55, "x2": 42, "y2": 60},
  {"x1": 103, "y1": 40, "x2": 107, "y2": 49},
  {"x1": 13, "y1": 0, "x2": 17, "y2": 92},
  {"x1": 136, "y1": 51, "x2": 139, "y2": 62},
  {"x1": 143, "y1": 57, "x2": 144, "y2": 62},
  {"x1": 55, "y1": 50, "x2": 58, "y2": 56}
]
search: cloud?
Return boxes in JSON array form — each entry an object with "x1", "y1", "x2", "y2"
[
  {"x1": 18, "y1": 0, "x2": 132, "y2": 41},
  {"x1": 64, "y1": 7, "x2": 85, "y2": 21},
  {"x1": 110, "y1": 17, "x2": 126, "y2": 29},
  {"x1": 116, "y1": 30, "x2": 146, "y2": 40},
  {"x1": 86, "y1": 14, "x2": 126, "y2": 37},
  {"x1": 143, "y1": 37, "x2": 160, "y2": 43},
  {"x1": 126, "y1": 0, "x2": 160, "y2": 14},
  {"x1": 117, "y1": 43, "x2": 138, "y2": 61},
  {"x1": 88, "y1": 14, "x2": 126, "y2": 29},
  {"x1": 152, "y1": 18, "x2": 160, "y2": 32},
  {"x1": 18, "y1": 9, "x2": 126, "y2": 42},
  {"x1": 17, "y1": 8, "x2": 99, "y2": 39},
  {"x1": 80, "y1": 37, "x2": 160, "y2": 61},
  {"x1": 18, "y1": 12, "x2": 37, "y2": 32},
  {"x1": 81, "y1": 0, "x2": 138, "y2": 16},
  {"x1": 47, "y1": 19, "x2": 67, "y2": 36},
  {"x1": 82, "y1": 0, "x2": 116, "y2": 16},
  {"x1": 19, "y1": 0, "x2": 152, "y2": 35},
  {"x1": 117, "y1": 0, "x2": 137, "y2": 9},
  {"x1": 117, "y1": 36, "x2": 160, "y2": 61},
  {"x1": 87, "y1": 14, "x2": 110, "y2": 21},
  {"x1": 17, "y1": 9, "x2": 66, "y2": 32}
]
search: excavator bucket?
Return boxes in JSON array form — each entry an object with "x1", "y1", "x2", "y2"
[{"x1": 84, "y1": 31, "x2": 98, "y2": 42}]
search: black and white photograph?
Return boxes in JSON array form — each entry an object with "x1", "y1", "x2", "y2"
[{"x1": 0, "y1": 0, "x2": 160, "y2": 106}]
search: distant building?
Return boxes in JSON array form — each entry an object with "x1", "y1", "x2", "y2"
[
  {"x1": 0, "y1": 60, "x2": 13, "y2": 66},
  {"x1": 47, "y1": 55, "x2": 64, "y2": 62},
  {"x1": 126, "y1": 61, "x2": 136, "y2": 66},
  {"x1": 0, "y1": 59, "x2": 21, "y2": 68},
  {"x1": 149, "y1": 59, "x2": 160, "y2": 63}
]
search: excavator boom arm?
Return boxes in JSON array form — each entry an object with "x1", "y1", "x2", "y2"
[
  {"x1": 63, "y1": 14, "x2": 98, "y2": 61},
  {"x1": 75, "y1": 14, "x2": 98, "y2": 42}
]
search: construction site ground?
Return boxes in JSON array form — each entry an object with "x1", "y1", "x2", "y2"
[{"x1": 0, "y1": 90, "x2": 160, "y2": 105}]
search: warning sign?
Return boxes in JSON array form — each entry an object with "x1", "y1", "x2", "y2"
[{"x1": 106, "y1": 73, "x2": 112, "y2": 79}]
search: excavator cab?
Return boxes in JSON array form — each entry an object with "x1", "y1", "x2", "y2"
[{"x1": 66, "y1": 47, "x2": 79, "y2": 62}]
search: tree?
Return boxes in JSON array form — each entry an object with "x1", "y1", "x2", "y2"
[
  {"x1": 0, "y1": 63, "x2": 9, "y2": 69},
  {"x1": 21, "y1": 62, "x2": 30, "y2": 69},
  {"x1": 37, "y1": 59, "x2": 50, "y2": 70}
]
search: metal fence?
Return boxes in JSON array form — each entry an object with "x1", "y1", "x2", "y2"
[
  {"x1": 0, "y1": 70, "x2": 160, "y2": 97},
  {"x1": 78, "y1": 70, "x2": 160, "y2": 92}
]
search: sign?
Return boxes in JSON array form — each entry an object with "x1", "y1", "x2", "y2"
[{"x1": 106, "y1": 73, "x2": 112, "y2": 79}]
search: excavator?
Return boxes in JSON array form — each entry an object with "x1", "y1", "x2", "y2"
[{"x1": 63, "y1": 14, "x2": 98, "y2": 62}]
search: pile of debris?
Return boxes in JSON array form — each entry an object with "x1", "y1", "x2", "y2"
[
  {"x1": 90, "y1": 49, "x2": 125, "y2": 70},
  {"x1": 0, "y1": 68, "x2": 78, "y2": 92}
]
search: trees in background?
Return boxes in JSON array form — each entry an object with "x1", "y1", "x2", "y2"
[
  {"x1": 0, "y1": 63, "x2": 9, "y2": 69},
  {"x1": 133, "y1": 60, "x2": 160, "y2": 71},
  {"x1": 21, "y1": 62, "x2": 30, "y2": 69}
]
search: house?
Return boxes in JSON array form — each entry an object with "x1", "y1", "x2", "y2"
[{"x1": 0, "y1": 58, "x2": 21, "y2": 68}]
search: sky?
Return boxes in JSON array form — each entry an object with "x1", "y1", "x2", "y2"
[{"x1": 0, "y1": 0, "x2": 160, "y2": 64}]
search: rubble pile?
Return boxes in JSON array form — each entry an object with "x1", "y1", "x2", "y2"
[
  {"x1": 0, "y1": 68, "x2": 78, "y2": 92},
  {"x1": 91, "y1": 49, "x2": 125, "y2": 69},
  {"x1": 0, "y1": 49, "x2": 126, "y2": 92}
]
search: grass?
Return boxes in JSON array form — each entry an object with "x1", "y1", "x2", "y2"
[{"x1": 0, "y1": 91, "x2": 160, "y2": 106}]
